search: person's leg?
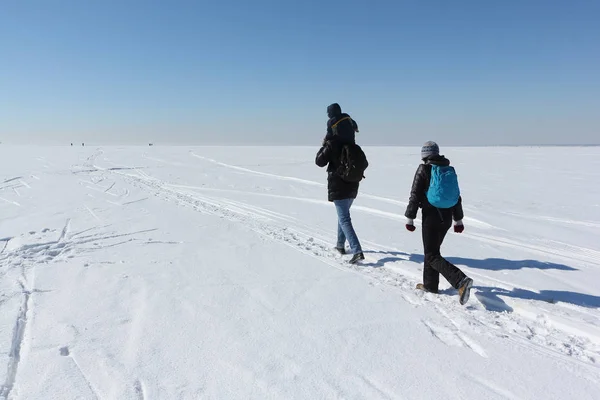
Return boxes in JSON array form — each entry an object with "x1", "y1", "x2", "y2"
[
  {"x1": 426, "y1": 218, "x2": 467, "y2": 289},
  {"x1": 435, "y1": 218, "x2": 473, "y2": 304},
  {"x1": 333, "y1": 198, "x2": 362, "y2": 254},
  {"x1": 336, "y1": 219, "x2": 346, "y2": 250},
  {"x1": 336, "y1": 199, "x2": 355, "y2": 250},
  {"x1": 421, "y1": 216, "x2": 440, "y2": 292}
]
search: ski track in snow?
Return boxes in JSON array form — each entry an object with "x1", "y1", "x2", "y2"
[
  {"x1": 190, "y1": 152, "x2": 324, "y2": 187},
  {"x1": 189, "y1": 151, "x2": 408, "y2": 207},
  {"x1": 0, "y1": 217, "x2": 158, "y2": 399},
  {"x1": 1, "y1": 177, "x2": 22, "y2": 184},
  {"x1": 0, "y1": 238, "x2": 11, "y2": 255},
  {"x1": 464, "y1": 231, "x2": 600, "y2": 267},
  {"x1": 501, "y1": 211, "x2": 600, "y2": 229},
  {"x1": 433, "y1": 304, "x2": 488, "y2": 358},
  {"x1": 0, "y1": 282, "x2": 31, "y2": 400},
  {"x1": 122, "y1": 197, "x2": 148, "y2": 206},
  {"x1": 134, "y1": 379, "x2": 146, "y2": 400},
  {"x1": 464, "y1": 374, "x2": 522, "y2": 400},
  {"x1": 68, "y1": 353, "x2": 101, "y2": 400},
  {"x1": 87, "y1": 159, "x2": 600, "y2": 375},
  {"x1": 0, "y1": 177, "x2": 31, "y2": 195},
  {"x1": 104, "y1": 182, "x2": 116, "y2": 194},
  {"x1": 84, "y1": 205, "x2": 102, "y2": 222},
  {"x1": 19, "y1": 180, "x2": 31, "y2": 189},
  {"x1": 0, "y1": 196, "x2": 21, "y2": 207},
  {"x1": 355, "y1": 375, "x2": 401, "y2": 400}
]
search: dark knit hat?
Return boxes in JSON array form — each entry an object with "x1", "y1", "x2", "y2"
[{"x1": 421, "y1": 141, "x2": 439, "y2": 159}]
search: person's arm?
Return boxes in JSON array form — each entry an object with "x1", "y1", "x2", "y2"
[
  {"x1": 452, "y1": 196, "x2": 465, "y2": 232},
  {"x1": 405, "y1": 165, "x2": 427, "y2": 220},
  {"x1": 452, "y1": 196, "x2": 464, "y2": 222},
  {"x1": 315, "y1": 142, "x2": 331, "y2": 167},
  {"x1": 324, "y1": 118, "x2": 334, "y2": 142}
]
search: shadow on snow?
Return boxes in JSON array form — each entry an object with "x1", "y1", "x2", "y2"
[{"x1": 363, "y1": 251, "x2": 599, "y2": 310}]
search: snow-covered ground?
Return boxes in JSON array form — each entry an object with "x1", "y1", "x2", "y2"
[{"x1": 1, "y1": 145, "x2": 599, "y2": 399}]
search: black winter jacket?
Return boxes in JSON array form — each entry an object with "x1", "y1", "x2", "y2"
[
  {"x1": 323, "y1": 113, "x2": 358, "y2": 144},
  {"x1": 404, "y1": 155, "x2": 464, "y2": 222},
  {"x1": 315, "y1": 137, "x2": 359, "y2": 202}
]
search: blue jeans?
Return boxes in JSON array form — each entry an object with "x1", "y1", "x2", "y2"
[{"x1": 334, "y1": 198, "x2": 362, "y2": 254}]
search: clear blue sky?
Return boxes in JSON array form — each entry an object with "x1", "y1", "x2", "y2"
[{"x1": 1, "y1": 0, "x2": 599, "y2": 145}]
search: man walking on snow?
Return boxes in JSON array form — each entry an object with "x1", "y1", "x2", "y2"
[
  {"x1": 404, "y1": 141, "x2": 474, "y2": 305},
  {"x1": 316, "y1": 103, "x2": 366, "y2": 264}
]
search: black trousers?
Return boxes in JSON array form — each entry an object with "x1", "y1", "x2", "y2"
[{"x1": 421, "y1": 208, "x2": 466, "y2": 292}]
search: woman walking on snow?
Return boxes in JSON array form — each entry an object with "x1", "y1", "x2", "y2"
[{"x1": 404, "y1": 141, "x2": 473, "y2": 305}]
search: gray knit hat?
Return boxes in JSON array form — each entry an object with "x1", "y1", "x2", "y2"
[{"x1": 421, "y1": 141, "x2": 439, "y2": 159}]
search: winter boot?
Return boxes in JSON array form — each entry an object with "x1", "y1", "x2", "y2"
[
  {"x1": 458, "y1": 277, "x2": 473, "y2": 305},
  {"x1": 416, "y1": 283, "x2": 438, "y2": 294},
  {"x1": 349, "y1": 252, "x2": 365, "y2": 264},
  {"x1": 335, "y1": 247, "x2": 346, "y2": 255}
]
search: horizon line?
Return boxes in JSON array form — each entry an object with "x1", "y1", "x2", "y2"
[{"x1": 1, "y1": 143, "x2": 599, "y2": 148}]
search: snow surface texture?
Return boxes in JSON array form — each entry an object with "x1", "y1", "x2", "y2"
[{"x1": 0, "y1": 145, "x2": 599, "y2": 399}]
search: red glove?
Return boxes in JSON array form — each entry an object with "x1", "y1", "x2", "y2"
[
  {"x1": 406, "y1": 219, "x2": 416, "y2": 232},
  {"x1": 454, "y1": 220, "x2": 464, "y2": 233}
]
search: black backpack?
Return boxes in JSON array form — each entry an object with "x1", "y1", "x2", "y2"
[{"x1": 336, "y1": 143, "x2": 369, "y2": 182}]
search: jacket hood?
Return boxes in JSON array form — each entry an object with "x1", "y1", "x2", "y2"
[
  {"x1": 327, "y1": 103, "x2": 342, "y2": 118},
  {"x1": 424, "y1": 154, "x2": 450, "y2": 166}
]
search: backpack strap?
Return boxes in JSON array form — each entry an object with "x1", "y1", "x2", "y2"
[{"x1": 331, "y1": 116, "x2": 352, "y2": 129}]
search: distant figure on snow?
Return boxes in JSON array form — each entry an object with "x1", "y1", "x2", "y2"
[
  {"x1": 315, "y1": 103, "x2": 368, "y2": 264},
  {"x1": 404, "y1": 141, "x2": 473, "y2": 305}
]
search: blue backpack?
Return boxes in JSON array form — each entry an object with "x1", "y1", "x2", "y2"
[{"x1": 426, "y1": 165, "x2": 460, "y2": 208}]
